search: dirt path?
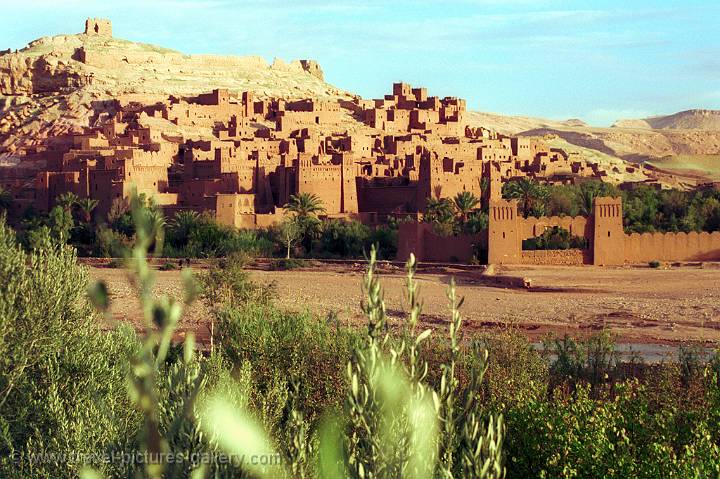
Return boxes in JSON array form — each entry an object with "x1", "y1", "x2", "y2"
[{"x1": 89, "y1": 263, "x2": 720, "y2": 345}]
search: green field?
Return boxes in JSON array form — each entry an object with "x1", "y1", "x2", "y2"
[{"x1": 647, "y1": 154, "x2": 720, "y2": 180}]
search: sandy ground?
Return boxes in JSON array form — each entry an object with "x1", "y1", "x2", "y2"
[{"x1": 89, "y1": 263, "x2": 720, "y2": 346}]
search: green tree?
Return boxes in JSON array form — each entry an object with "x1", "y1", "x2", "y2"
[
  {"x1": 48, "y1": 205, "x2": 74, "y2": 243},
  {"x1": 503, "y1": 178, "x2": 549, "y2": 218},
  {"x1": 578, "y1": 181, "x2": 617, "y2": 216},
  {"x1": 167, "y1": 210, "x2": 202, "y2": 248},
  {"x1": 279, "y1": 217, "x2": 303, "y2": 259},
  {"x1": 284, "y1": 193, "x2": 326, "y2": 253},
  {"x1": 453, "y1": 191, "x2": 480, "y2": 223},
  {"x1": 76, "y1": 197, "x2": 99, "y2": 224},
  {"x1": 56, "y1": 192, "x2": 79, "y2": 214},
  {"x1": 0, "y1": 186, "x2": 12, "y2": 211},
  {"x1": 425, "y1": 197, "x2": 456, "y2": 224}
]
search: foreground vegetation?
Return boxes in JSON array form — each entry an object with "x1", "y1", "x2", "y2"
[{"x1": 1, "y1": 198, "x2": 720, "y2": 477}]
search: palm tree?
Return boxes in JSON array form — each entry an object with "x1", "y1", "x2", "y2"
[
  {"x1": 56, "y1": 192, "x2": 79, "y2": 214},
  {"x1": 453, "y1": 191, "x2": 480, "y2": 223},
  {"x1": 76, "y1": 198, "x2": 99, "y2": 224},
  {"x1": 503, "y1": 178, "x2": 548, "y2": 218},
  {"x1": 284, "y1": 193, "x2": 325, "y2": 254},
  {"x1": 141, "y1": 207, "x2": 167, "y2": 256},
  {"x1": 168, "y1": 210, "x2": 202, "y2": 248},
  {"x1": 284, "y1": 193, "x2": 326, "y2": 218},
  {"x1": 425, "y1": 197, "x2": 455, "y2": 224}
]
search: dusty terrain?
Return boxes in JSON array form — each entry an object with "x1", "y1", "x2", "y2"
[{"x1": 90, "y1": 262, "x2": 720, "y2": 347}]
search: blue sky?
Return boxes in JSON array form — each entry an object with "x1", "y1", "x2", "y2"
[{"x1": 3, "y1": 0, "x2": 719, "y2": 125}]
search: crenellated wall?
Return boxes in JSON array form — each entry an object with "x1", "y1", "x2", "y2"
[{"x1": 398, "y1": 196, "x2": 720, "y2": 265}]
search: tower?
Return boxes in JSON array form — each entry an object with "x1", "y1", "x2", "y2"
[
  {"x1": 340, "y1": 152, "x2": 358, "y2": 213},
  {"x1": 84, "y1": 18, "x2": 112, "y2": 37},
  {"x1": 593, "y1": 196, "x2": 624, "y2": 266},
  {"x1": 487, "y1": 199, "x2": 520, "y2": 264}
]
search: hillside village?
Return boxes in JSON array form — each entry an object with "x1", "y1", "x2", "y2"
[{"x1": 0, "y1": 19, "x2": 652, "y2": 229}]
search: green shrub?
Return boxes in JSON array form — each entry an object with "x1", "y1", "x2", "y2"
[
  {"x1": 159, "y1": 261, "x2": 179, "y2": 271},
  {"x1": 95, "y1": 224, "x2": 131, "y2": 258},
  {"x1": 317, "y1": 219, "x2": 370, "y2": 258},
  {"x1": 368, "y1": 223, "x2": 398, "y2": 259},
  {"x1": 523, "y1": 226, "x2": 589, "y2": 250},
  {"x1": 200, "y1": 253, "x2": 276, "y2": 308},
  {"x1": 269, "y1": 257, "x2": 303, "y2": 270},
  {"x1": 165, "y1": 212, "x2": 274, "y2": 258},
  {"x1": 546, "y1": 331, "x2": 618, "y2": 387},
  {"x1": 215, "y1": 303, "x2": 359, "y2": 421},
  {"x1": 504, "y1": 381, "x2": 720, "y2": 478},
  {"x1": 649, "y1": 260, "x2": 661, "y2": 268},
  {"x1": 0, "y1": 217, "x2": 141, "y2": 478}
]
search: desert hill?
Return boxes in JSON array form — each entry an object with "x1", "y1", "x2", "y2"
[
  {"x1": 466, "y1": 109, "x2": 720, "y2": 187},
  {"x1": 0, "y1": 28, "x2": 352, "y2": 167},
  {"x1": 613, "y1": 110, "x2": 720, "y2": 130},
  {"x1": 0, "y1": 32, "x2": 344, "y2": 99},
  {"x1": 1, "y1": 22, "x2": 719, "y2": 188}
]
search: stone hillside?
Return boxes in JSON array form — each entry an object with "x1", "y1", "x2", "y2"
[
  {"x1": 1, "y1": 22, "x2": 719, "y2": 186},
  {"x1": 613, "y1": 110, "x2": 720, "y2": 130},
  {"x1": 0, "y1": 28, "x2": 351, "y2": 165},
  {"x1": 467, "y1": 109, "x2": 720, "y2": 185}
]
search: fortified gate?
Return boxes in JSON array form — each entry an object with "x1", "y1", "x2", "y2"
[{"x1": 398, "y1": 197, "x2": 720, "y2": 265}]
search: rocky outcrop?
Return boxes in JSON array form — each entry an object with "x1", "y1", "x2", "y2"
[
  {"x1": 0, "y1": 49, "x2": 89, "y2": 95},
  {"x1": 299, "y1": 60, "x2": 324, "y2": 81}
]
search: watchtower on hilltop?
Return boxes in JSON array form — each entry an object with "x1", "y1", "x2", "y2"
[{"x1": 84, "y1": 18, "x2": 112, "y2": 37}]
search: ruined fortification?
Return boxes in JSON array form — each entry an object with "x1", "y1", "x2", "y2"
[{"x1": 84, "y1": 18, "x2": 112, "y2": 37}]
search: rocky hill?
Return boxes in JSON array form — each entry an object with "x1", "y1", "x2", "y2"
[
  {"x1": 0, "y1": 26, "x2": 352, "y2": 167},
  {"x1": 0, "y1": 32, "x2": 343, "y2": 99},
  {"x1": 466, "y1": 109, "x2": 720, "y2": 186},
  {"x1": 1, "y1": 21, "x2": 719, "y2": 187},
  {"x1": 613, "y1": 110, "x2": 720, "y2": 130}
]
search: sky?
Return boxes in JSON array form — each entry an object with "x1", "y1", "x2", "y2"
[{"x1": 2, "y1": 0, "x2": 719, "y2": 126}]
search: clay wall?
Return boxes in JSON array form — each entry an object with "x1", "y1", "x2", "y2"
[
  {"x1": 624, "y1": 231, "x2": 720, "y2": 262},
  {"x1": 297, "y1": 161, "x2": 343, "y2": 214},
  {"x1": 520, "y1": 249, "x2": 590, "y2": 265},
  {"x1": 422, "y1": 230, "x2": 480, "y2": 263},
  {"x1": 518, "y1": 215, "x2": 591, "y2": 241},
  {"x1": 357, "y1": 183, "x2": 418, "y2": 214},
  {"x1": 396, "y1": 222, "x2": 485, "y2": 263}
]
